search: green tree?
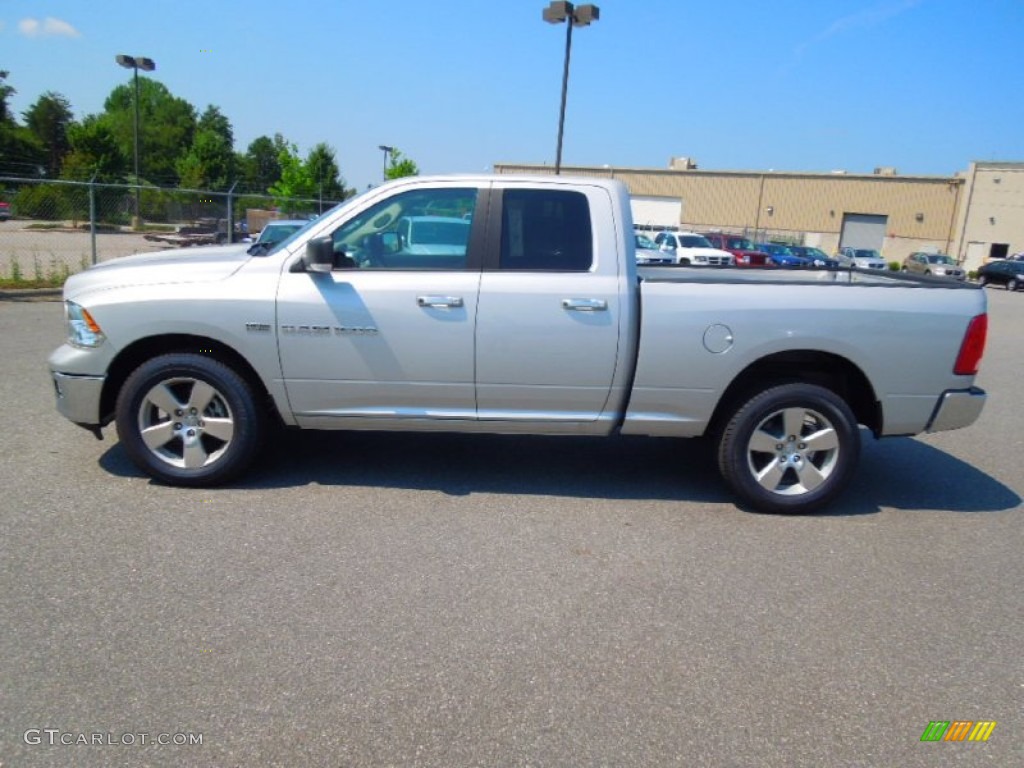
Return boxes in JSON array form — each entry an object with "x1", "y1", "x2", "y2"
[
  {"x1": 385, "y1": 147, "x2": 419, "y2": 180},
  {"x1": 0, "y1": 71, "x2": 46, "y2": 177},
  {"x1": 23, "y1": 91, "x2": 74, "y2": 177},
  {"x1": 103, "y1": 77, "x2": 196, "y2": 185},
  {"x1": 0, "y1": 70, "x2": 15, "y2": 124},
  {"x1": 305, "y1": 142, "x2": 348, "y2": 202},
  {"x1": 197, "y1": 105, "x2": 233, "y2": 147},
  {"x1": 241, "y1": 135, "x2": 282, "y2": 192},
  {"x1": 60, "y1": 115, "x2": 128, "y2": 182},
  {"x1": 268, "y1": 141, "x2": 317, "y2": 212},
  {"x1": 177, "y1": 128, "x2": 234, "y2": 189}
]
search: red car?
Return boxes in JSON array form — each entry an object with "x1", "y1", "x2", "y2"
[
  {"x1": 701, "y1": 232, "x2": 770, "y2": 267},
  {"x1": 0, "y1": 201, "x2": 10, "y2": 221}
]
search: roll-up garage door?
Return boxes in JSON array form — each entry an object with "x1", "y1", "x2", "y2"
[{"x1": 839, "y1": 213, "x2": 887, "y2": 250}]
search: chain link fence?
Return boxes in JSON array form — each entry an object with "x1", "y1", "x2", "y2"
[{"x1": 0, "y1": 176, "x2": 345, "y2": 281}]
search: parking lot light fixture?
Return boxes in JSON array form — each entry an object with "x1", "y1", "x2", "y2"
[
  {"x1": 115, "y1": 54, "x2": 156, "y2": 226},
  {"x1": 542, "y1": 2, "x2": 600, "y2": 174},
  {"x1": 378, "y1": 145, "x2": 394, "y2": 182}
]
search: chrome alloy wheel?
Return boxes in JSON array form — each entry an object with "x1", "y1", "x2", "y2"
[
  {"x1": 744, "y1": 405, "x2": 840, "y2": 496},
  {"x1": 136, "y1": 377, "x2": 236, "y2": 469}
]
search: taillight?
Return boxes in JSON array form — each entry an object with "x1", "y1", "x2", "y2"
[{"x1": 953, "y1": 313, "x2": 987, "y2": 375}]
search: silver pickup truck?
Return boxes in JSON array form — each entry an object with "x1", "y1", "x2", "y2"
[{"x1": 48, "y1": 175, "x2": 988, "y2": 513}]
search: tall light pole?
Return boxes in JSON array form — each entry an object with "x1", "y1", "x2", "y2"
[
  {"x1": 378, "y1": 145, "x2": 394, "y2": 182},
  {"x1": 542, "y1": 2, "x2": 599, "y2": 174},
  {"x1": 115, "y1": 54, "x2": 156, "y2": 226}
]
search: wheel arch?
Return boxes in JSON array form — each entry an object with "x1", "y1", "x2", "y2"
[
  {"x1": 100, "y1": 334, "x2": 281, "y2": 428},
  {"x1": 707, "y1": 350, "x2": 882, "y2": 439}
]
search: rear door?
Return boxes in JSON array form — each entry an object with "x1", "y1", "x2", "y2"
[{"x1": 474, "y1": 183, "x2": 625, "y2": 428}]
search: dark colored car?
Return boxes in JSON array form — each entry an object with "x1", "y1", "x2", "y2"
[
  {"x1": 977, "y1": 259, "x2": 1024, "y2": 291},
  {"x1": 755, "y1": 243, "x2": 812, "y2": 268},
  {"x1": 700, "y1": 232, "x2": 770, "y2": 267},
  {"x1": 788, "y1": 246, "x2": 840, "y2": 269}
]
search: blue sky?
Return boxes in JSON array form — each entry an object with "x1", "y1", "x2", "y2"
[{"x1": 2, "y1": 0, "x2": 1023, "y2": 191}]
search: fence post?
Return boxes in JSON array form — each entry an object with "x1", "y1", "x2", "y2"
[
  {"x1": 89, "y1": 173, "x2": 97, "y2": 265},
  {"x1": 226, "y1": 181, "x2": 237, "y2": 244}
]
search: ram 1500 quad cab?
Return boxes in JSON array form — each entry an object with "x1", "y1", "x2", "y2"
[{"x1": 49, "y1": 175, "x2": 988, "y2": 513}]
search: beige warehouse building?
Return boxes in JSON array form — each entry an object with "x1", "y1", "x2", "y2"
[{"x1": 495, "y1": 159, "x2": 1024, "y2": 272}]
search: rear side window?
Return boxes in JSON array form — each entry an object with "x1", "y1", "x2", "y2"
[{"x1": 499, "y1": 189, "x2": 592, "y2": 271}]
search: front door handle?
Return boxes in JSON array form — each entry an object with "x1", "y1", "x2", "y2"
[
  {"x1": 561, "y1": 298, "x2": 608, "y2": 312},
  {"x1": 417, "y1": 295, "x2": 464, "y2": 308}
]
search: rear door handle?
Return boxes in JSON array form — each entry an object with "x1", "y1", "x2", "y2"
[
  {"x1": 561, "y1": 298, "x2": 607, "y2": 312},
  {"x1": 417, "y1": 295, "x2": 464, "y2": 308}
]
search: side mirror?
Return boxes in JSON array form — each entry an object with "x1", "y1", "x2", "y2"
[{"x1": 303, "y1": 236, "x2": 335, "y2": 273}]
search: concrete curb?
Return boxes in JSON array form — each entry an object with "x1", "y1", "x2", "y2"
[{"x1": 0, "y1": 288, "x2": 63, "y2": 302}]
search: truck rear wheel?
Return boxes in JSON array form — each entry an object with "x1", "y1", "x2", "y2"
[
  {"x1": 717, "y1": 383, "x2": 860, "y2": 514},
  {"x1": 115, "y1": 353, "x2": 264, "y2": 486}
]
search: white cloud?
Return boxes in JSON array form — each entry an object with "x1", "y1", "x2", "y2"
[
  {"x1": 795, "y1": 0, "x2": 922, "y2": 56},
  {"x1": 18, "y1": 17, "x2": 81, "y2": 38}
]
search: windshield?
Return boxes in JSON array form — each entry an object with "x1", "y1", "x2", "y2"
[
  {"x1": 635, "y1": 234, "x2": 657, "y2": 249},
  {"x1": 680, "y1": 235, "x2": 713, "y2": 248},
  {"x1": 854, "y1": 249, "x2": 881, "y2": 259},
  {"x1": 928, "y1": 254, "x2": 955, "y2": 265},
  {"x1": 727, "y1": 237, "x2": 755, "y2": 250},
  {"x1": 257, "y1": 222, "x2": 304, "y2": 245}
]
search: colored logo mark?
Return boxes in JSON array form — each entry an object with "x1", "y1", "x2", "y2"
[{"x1": 920, "y1": 721, "x2": 996, "y2": 742}]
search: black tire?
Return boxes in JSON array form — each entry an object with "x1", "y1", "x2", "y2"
[
  {"x1": 1008, "y1": 278, "x2": 1019, "y2": 291},
  {"x1": 979, "y1": 275, "x2": 989, "y2": 286},
  {"x1": 115, "y1": 353, "x2": 264, "y2": 486},
  {"x1": 717, "y1": 383, "x2": 860, "y2": 514}
]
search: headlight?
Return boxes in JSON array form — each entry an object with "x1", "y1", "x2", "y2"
[{"x1": 65, "y1": 301, "x2": 105, "y2": 348}]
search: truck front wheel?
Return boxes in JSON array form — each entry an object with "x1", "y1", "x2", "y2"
[
  {"x1": 115, "y1": 353, "x2": 264, "y2": 486},
  {"x1": 717, "y1": 383, "x2": 860, "y2": 514}
]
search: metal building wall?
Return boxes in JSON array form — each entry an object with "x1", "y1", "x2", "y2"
[
  {"x1": 495, "y1": 163, "x2": 964, "y2": 262},
  {"x1": 953, "y1": 162, "x2": 1024, "y2": 269}
]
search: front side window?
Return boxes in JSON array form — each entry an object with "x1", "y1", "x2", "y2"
[
  {"x1": 330, "y1": 187, "x2": 477, "y2": 269},
  {"x1": 499, "y1": 189, "x2": 592, "y2": 271}
]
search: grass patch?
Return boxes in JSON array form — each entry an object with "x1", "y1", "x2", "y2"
[
  {"x1": 0, "y1": 276, "x2": 65, "y2": 289},
  {"x1": 0, "y1": 254, "x2": 76, "y2": 290}
]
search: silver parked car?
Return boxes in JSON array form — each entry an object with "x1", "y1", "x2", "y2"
[
  {"x1": 901, "y1": 252, "x2": 965, "y2": 281},
  {"x1": 635, "y1": 233, "x2": 672, "y2": 265},
  {"x1": 837, "y1": 247, "x2": 887, "y2": 270}
]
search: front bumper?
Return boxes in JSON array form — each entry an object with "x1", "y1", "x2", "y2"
[
  {"x1": 51, "y1": 371, "x2": 105, "y2": 428},
  {"x1": 926, "y1": 386, "x2": 987, "y2": 433}
]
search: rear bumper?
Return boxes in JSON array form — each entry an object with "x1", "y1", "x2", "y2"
[{"x1": 926, "y1": 386, "x2": 986, "y2": 433}]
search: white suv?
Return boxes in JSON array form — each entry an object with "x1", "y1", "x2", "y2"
[{"x1": 654, "y1": 231, "x2": 733, "y2": 267}]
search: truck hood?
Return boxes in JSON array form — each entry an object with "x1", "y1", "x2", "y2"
[{"x1": 63, "y1": 244, "x2": 253, "y2": 300}]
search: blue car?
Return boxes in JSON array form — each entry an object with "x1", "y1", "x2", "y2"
[
  {"x1": 788, "y1": 246, "x2": 841, "y2": 269},
  {"x1": 755, "y1": 243, "x2": 812, "y2": 268}
]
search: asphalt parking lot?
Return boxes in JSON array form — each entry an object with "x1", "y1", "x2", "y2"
[{"x1": 1, "y1": 288, "x2": 1021, "y2": 767}]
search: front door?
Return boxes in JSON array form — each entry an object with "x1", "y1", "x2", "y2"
[{"x1": 277, "y1": 185, "x2": 484, "y2": 427}]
